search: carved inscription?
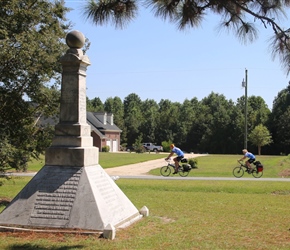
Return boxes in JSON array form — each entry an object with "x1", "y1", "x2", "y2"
[
  {"x1": 30, "y1": 168, "x2": 82, "y2": 224},
  {"x1": 91, "y1": 171, "x2": 124, "y2": 215},
  {"x1": 79, "y1": 87, "x2": 86, "y2": 123}
]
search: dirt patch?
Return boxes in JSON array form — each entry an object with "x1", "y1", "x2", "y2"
[
  {"x1": 271, "y1": 190, "x2": 290, "y2": 195},
  {"x1": 278, "y1": 169, "x2": 290, "y2": 178}
]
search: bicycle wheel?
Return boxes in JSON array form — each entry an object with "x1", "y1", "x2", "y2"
[
  {"x1": 178, "y1": 168, "x2": 190, "y2": 177},
  {"x1": 160, "y1": 166, "x2": 171, "y2": 176},
  {"x1": 252, "y1": 169, "x2": 263, "y2": 178},
  {"x1": 233, "y1": 166, "x2": 244, "y2": 178}
]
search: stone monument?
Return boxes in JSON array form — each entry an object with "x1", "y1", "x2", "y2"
[{"x1": 0, "y1": 31, "x2": 145, "y2": 239}]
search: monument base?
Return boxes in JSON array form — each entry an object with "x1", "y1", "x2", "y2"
[{"x1": 0, "y1": 165, "x2": 142, "y2": 232}]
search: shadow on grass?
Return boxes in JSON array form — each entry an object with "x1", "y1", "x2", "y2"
[{"x1": 6, "y1": 244, "x2": 84, "y2": 250}]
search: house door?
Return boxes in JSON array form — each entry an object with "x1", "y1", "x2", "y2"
[{"x1": 112, "y1": 140, "x2": 118, "y2": 152}]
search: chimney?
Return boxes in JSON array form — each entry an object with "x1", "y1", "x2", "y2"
[
  {"x1": 103, "y1": 112, "x2": 107, "y2": 125},
  {"x1": 108, "y1": 114, "x2": 114, "y2": 125}
]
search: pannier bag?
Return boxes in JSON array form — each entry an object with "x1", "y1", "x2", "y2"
[
  {"x1": 181, "y1": 158, "x2": 188, "y2": 163},
  {"x1": 182, "y1": 163, "x2": 192, "y2": 172},
  {"x1": 254, "y1": 161, "x2": 264, "y2": 172}
]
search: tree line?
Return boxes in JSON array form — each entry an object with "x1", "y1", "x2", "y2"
[{"x1": 87, "y1": 85, "x2": 290, "y2": 156}]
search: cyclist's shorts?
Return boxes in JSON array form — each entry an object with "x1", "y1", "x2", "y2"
[
  {"x1": 247, "y1": 158, "x2": 255, "y2": 164},
  {"x1": 176, "y1": 156, "x2": 184, "y2": 162}
]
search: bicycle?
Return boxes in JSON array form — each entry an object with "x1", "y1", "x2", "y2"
[
  {"x1": 160, "y1": 158, "x2": 192, "y2": 177},
  {"x1": 233, "y1": 160, "x2": 263, "y2": 178}
]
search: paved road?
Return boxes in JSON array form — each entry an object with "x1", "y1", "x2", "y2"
[
  {"x1": 110, "y1": 176, "x2": 290, "y2": 181},
  {"x1": 8, "y1": 171, "x2": 290, "y2": 182}
]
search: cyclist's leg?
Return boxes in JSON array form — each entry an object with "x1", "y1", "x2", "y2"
[
  {"x1": 247, "y1": 158, "x2": 255, "y2": 172},
  {"x1": 172, "y1": 157, "x2": 178, "y2": 173},
  {"x1": 173, "y1": 156, "x2": 182, "y2": 173}
]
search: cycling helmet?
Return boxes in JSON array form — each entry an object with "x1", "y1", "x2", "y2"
[{"x1": 170, "y1": 144, "x2": 174, "y2": 148}]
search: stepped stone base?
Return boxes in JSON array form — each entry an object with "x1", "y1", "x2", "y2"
[{"x1": 0, "y1": 165, "x2": 142, "y2": 231}]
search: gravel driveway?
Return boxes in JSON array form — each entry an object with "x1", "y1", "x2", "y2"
[{"x1": 105, "y1": 154, "x2": 205, "y2": 176}]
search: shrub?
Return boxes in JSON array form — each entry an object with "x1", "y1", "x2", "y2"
[
  {"x1": 162, "y1": 141, "x2": 173, "y2": 152},
  {"x1": 133, "y1": 135, "x2": 146, "y2": 153},
  {"x1": 134, "y1": 145, "x2": 146, "y2": 153},
  {"x1": 189, "y1": 158, "x2": 198, "y2": 169},
  {"x1": 102, "y1": 145, "x2": 110, "y2": 152}
]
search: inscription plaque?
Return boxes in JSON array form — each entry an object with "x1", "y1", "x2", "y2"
[
  {"x1": 29, "y1": 167, "x2": 82, "y2": 226},
  {"x1": 88, "y1": 168, "x2": 125, "y2": 217}
]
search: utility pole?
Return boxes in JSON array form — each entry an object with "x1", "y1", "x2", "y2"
[{"x1": 242, "y1": 69, "x2": 248, "y2": 149}]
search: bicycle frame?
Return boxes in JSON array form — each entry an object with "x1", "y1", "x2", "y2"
[
  {"x1": 160, "y1": 158, "x2": 191, "y2": 177},
  {"x1": 233, "y1": 160, "x2": 263, "y2": 178}
]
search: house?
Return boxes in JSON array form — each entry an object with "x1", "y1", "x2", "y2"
[
  {"x1": 40, "y1": 112, "x2": 122, "y2": 152},
  {"x1": 87, "y1": 112, "x2": 122, "y2": 152}
]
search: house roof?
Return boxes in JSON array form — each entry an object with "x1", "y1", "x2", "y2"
[
  {"x1": 39, "y1": 112, "x2": 122, "y2": 136},
  {"x1": 87, "y1": 112, "x2": 122, "y2": 133}
]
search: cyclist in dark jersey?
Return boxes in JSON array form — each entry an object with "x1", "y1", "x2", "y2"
[{"x1": 165, "y1": 144, "x2": 184, "y2": 174}]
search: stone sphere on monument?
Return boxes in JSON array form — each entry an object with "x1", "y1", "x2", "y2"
[{"x1": 66, "y1": 30, "x2": 85, "y2": 49}]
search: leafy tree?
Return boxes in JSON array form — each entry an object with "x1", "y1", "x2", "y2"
[
  {"x1": 268, "y1": 83, "x2": 290, "y2": 154},
  {"x1": 140, "y1": 99, "x2": 159, "y2": 143},
  {"x1": 82, "y1": 0, "x2": 290, "y2": 74},
  {"x1": 197, "y1": 92, "x2": 241, "y2": 154},
  {"x1": 161, "y1": 140, "x2": 173, "y2": 152},
  {"x1": 133, "y1": 134, "x2": 146, "y2": 153},
  {"x1": 275, "y1": 107, "x2": 290, "y2": 154},
  {"x1": 271, "y1": 83, "x2": 290, "y2": 118},
  {"x1": 237, "y1": 95, "x2": 271, "y2": 133},
  {"x1": 248, "y1": 124, "x2": 272, "y2": 155},
  {"x1": 123, "y1": 93, "x2": 143, "y2": 145},
  {"x1": 0, "y1": 0, "x2": 71, "y2": 171},
  {"x1": 155, "y1": 99, "x2": 180, "y2": 145},
  {"x1": 177, "y1": 98, "x2": 197, "y2": 150},
  {"x1": 87, "y1": 97, "x2": 104, "y2": 112}
]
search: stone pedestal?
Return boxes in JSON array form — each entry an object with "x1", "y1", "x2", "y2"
[{"x1": 0, "y1": 31, "x2": 143, "y2": 238}]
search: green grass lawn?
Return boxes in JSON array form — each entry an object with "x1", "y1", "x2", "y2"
[
  {"x1": 27, "y1": 153, "x2": 290, "y2": 179},
  {"x1": 150, "y1": 154, "x2": 290, "y2": 178},
  {"x1": 0, "y1": 154, "x2": 289, "y2": 249},
  {"x1": 0, "y1": 178, "x2": 289, "y2": 249},
  {"x1": 26, "y1": 152, "x2": 167, "y2": 172}
]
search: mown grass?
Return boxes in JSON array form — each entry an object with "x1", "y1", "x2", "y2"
[
  {"x1": 150, "y1": 154, "x2": 290, "y2": 178},
  {"x1": 27, "y1": 153, "x2": 290, "y2": 178},
  {"x1": 0, "y1": 154, "x2": 290, "y2": 249},
  {"x1": 0, "y1": 178, "x2": 289, "y2": 249},
  {"x1": 26, "y1": 152, "x2": 167, "y2": 172}
]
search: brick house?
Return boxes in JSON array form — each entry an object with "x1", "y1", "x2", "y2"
[
  {"x1": 87, "y1": 112, "x2": 122, "y2": 152},
  {"x1": 40, "y1": 111, "x2": 122, "y2": 152}
]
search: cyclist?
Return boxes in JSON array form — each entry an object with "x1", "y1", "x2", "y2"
[
  {"x1": 165, "y1": 144, "x2": 184, "y2": 174},
  {"x1": 239, "y1": 149, "x2": 256, "y2": 173}
]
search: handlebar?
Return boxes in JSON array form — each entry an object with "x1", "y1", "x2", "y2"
[
  {"x1": 165, "y1": 158, "x2": 171, "y2": 162},
  {"x1": 237, "y1": 160, "x2": 246, "y2": 166}
]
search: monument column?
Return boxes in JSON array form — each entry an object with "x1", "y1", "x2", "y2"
[
  {"x1": 45, "y1": 30, "x2": 99, "y2": 167},
  {"x1": 0, "y1": 31, "x2": 144, "y2": 237}
]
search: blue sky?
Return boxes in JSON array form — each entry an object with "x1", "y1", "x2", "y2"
[{"x1": 64, "y1": 0, "x2": 289, "y2": 110}]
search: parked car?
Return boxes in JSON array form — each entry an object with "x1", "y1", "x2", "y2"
[{"x1": 142, "y1": 143, "x2": 163, "y2": 152}]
